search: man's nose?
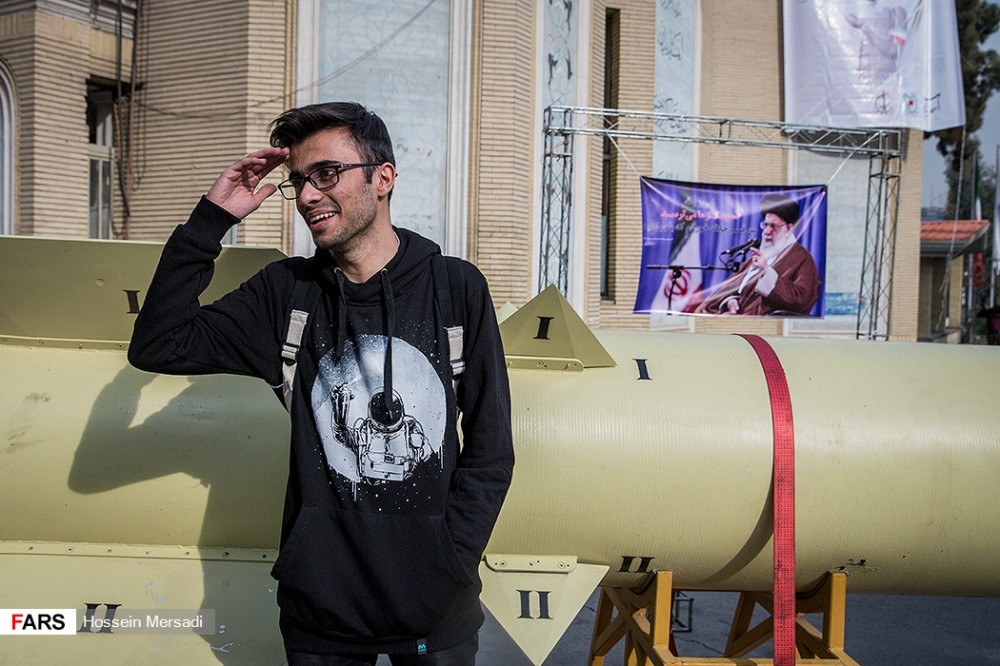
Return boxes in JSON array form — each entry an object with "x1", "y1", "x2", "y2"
[{"x1": 298, "y1": 180, "x2": 324, "y2": 204}]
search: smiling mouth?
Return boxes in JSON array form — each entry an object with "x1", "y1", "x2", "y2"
[{"x1": 307, "y1": 211, "x2": 340, "y2": 227}]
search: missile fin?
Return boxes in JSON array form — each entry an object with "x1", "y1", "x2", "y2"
[
  {"x1": 499, "y1": 285, "x2": 616, "y2": 369},
  {"x1": 0, "y1": 236, "x2": 282, "y2": 346},
  {"x1": 479, "y1": 554, "x2": 608, "y2": 665},
  {"x1": 496, "y1": 301, "x2": 518, "y2": 324}
]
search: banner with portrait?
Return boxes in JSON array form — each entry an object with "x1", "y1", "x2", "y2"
[
  {"x1": 633, "y1": 178, "x2": 828, "y2": 317},
  {"x1": 783, "y1": 0, "x2": 964, "y2": 132}
]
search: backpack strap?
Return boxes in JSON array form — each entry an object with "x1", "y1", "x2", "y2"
[
  {"x1": 277, "y1": 265, "x2": 320, "y2": 411},
  {"x1": 432, "y1": 254, "x2": 466, "y2": 381},
  {"x1": 280, "y1": 308, "x2": 310, "y2": 410},
  {"x1": 279, "y1": 256, "x2": 462, "y2": 410}
]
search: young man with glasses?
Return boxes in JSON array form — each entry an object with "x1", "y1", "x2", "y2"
[
  {"x1": 129, "y1": 102, "x2": 514, "y2": 665},
  {"x1": 692, "y1": 192, "x2": 821, "y2": 316}
]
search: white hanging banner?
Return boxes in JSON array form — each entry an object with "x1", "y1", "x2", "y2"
[{"x1": 783, "y1": 1, "x2": 965, "y2": 131}]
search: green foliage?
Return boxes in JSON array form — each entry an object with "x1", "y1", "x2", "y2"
[
  {"x1": 944, "y1": 139, "x2": 998, "y2": 219},
  {"x1": 928, "y1": 1, "x2": 1000, "y2": 222},
  {"x1": 927, "y1": 0, "x2": 1000, "y2": 173}
]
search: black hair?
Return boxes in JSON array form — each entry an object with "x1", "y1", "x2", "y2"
[
  {"x1": 759, "y1": 193, "x2": 801, "y2": 226},
  {"x1": 269, "y1": 102, "x2": 396, "y2": 184}
]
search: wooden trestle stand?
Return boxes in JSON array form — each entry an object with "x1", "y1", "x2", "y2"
[{"x1": 587, "y1": 570, "x2": 861, "y2": 665}]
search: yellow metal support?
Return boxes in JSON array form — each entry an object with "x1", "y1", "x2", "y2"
[{"x1": 587, "y1": 571, "x2": 861, "y2": 665}]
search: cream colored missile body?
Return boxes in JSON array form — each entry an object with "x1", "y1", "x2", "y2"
[
  {"x1": 1, "y1": 237, "x2": 998, "y2": 665},
  {"x1": 496, "y1": 318, "x2": 1000, "y2": 597}
]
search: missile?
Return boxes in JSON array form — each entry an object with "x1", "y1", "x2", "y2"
[{"x1": 1, "y1": 236, "x2": 998, "y2": 665}]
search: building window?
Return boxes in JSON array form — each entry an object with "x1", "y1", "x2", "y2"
[
  {"x1": 295, "y1": 0, "x2": 458, "y2": 256},
  {"x1": 600, "y1": 9, "x2": 620, "y2": 300},
  {"x1": 87, "y1": 83, "x2": 115, "y2": 239},
  {"x1": 0, "y1": 61, "x2": 13, "y2": 235}
]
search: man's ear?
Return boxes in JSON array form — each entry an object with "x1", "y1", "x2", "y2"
[{"x1": 373, "y1": 163, "x2": 396, "y2": 198}]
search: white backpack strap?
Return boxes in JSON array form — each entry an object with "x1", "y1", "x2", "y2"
[
  {"x1": 432, "y1": 255, "x2": 466, "y2": 388},
  {"x1": 280, "y1": 308, "x2": 310, "y2": 410},
  {"x1": 447, "y1": 325, "x2": 465, "y2": 378}
]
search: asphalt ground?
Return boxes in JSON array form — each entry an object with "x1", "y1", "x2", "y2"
[{"x1": 379, "y1": 590, "x2": 1000, "y2": 664}]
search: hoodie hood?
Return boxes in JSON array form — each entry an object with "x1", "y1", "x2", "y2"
[{"x1": 313, "y1": 227, "x2": 441, "y2": 305}]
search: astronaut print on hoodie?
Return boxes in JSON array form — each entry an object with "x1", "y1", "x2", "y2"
[{"x1": 310, "y1": 335, "x2": 446, "y2": 499}]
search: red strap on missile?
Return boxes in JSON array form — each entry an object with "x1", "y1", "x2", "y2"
[{"x1": 737, "y1": 334, "x2": 796, "y2": 665}]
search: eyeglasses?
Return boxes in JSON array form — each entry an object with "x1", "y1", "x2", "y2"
[
  {"x1": 277, "y1": 162, "x2": 382, "y2": 200},
  {"x1": 760, "y1": 220, "x2": 788, "y2": 231}
]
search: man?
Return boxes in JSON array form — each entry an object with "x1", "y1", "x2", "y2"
[
  {"x1": 128, "y1": 102, "x2": 514, "y2": 665},
  {"x1": 692, "y1": 193, "x2": 820, "y2": 316},
  {"x1": 845, "y1": 0, "x2": 908, "y2": 86}
]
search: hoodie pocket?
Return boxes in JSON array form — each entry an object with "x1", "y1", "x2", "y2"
[{"x1": 271, "y1": 506, "x2": 473, "y2": 639}]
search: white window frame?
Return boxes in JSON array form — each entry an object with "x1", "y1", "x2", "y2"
[
  {"x1": 87, "y1": 84, "x2": 116, "y2": 239},
  {"x1": 0, "y1": 60, "x2": 14, "y2": 235}
]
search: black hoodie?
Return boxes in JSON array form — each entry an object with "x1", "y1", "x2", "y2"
[{"x1": 129, "y1": 197, "x2": 514, "y2": 655}]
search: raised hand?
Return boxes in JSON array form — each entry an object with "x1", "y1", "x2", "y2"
[
  {"x1": 749, "y1": 247, "x2": 769, "y2": 271},
  {"x1": 206, "y1": 147, "x2": 289, "y2": 220}
]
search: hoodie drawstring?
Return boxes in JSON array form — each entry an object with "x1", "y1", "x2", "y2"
[
  {"x1": 330, "y1": 266, "x2": 397, "y2": 420},
  {"x1": 380, "y1": 269, "x2": 395, "y2": 415},
  {"x1": 334, "y1": 268, "x2": 348, "y2": 364}
]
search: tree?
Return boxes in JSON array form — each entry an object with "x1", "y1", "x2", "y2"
[
  {"x1": 944, "y1": 138, "x2": 998, "y2": 219},
  {"x1": 927, "y1": 0, "x2": 1000, "y2": 175}
]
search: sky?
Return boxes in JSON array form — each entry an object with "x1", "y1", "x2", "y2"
[{"x1": 921, "y1": 26, "x2": 1000, "y2": 210}]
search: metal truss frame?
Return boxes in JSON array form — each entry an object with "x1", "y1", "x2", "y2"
[{"x1": 540, "y1": 105, "x2": 903, "y2": 340}]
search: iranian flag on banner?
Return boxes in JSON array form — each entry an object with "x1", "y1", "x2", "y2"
[{"x1": 649, "y1": 231, "x2": 702, "y2": 313}]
